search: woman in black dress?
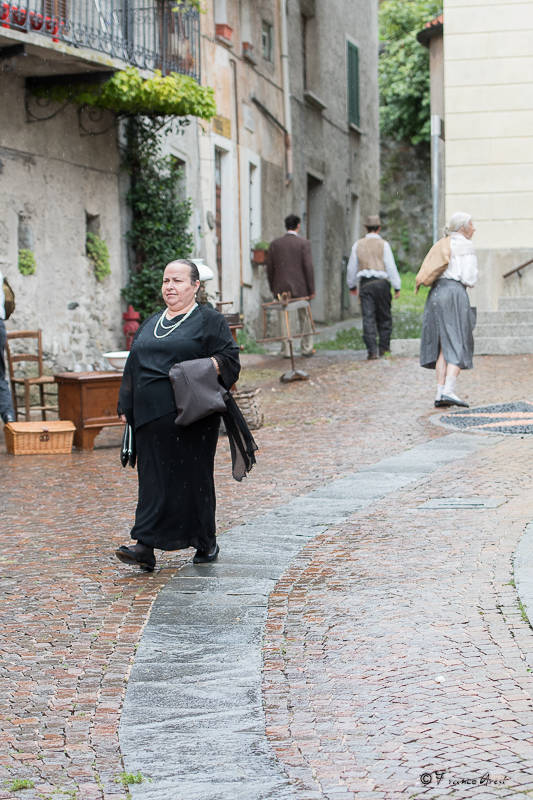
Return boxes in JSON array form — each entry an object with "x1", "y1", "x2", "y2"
[{"x1": 115, "y1": 259, "x2": 240, "y2": 572}]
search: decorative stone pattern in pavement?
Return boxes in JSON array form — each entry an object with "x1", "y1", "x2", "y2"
[
  {"x1": 441, "y1": 402, "x2": 533, "y2": 435},
  {"x1": 263, "y1": 435, "x2": 533, "y2": 799},
  {"x1": 0, "y1": 352, "x2": 532, "y2": 799}
]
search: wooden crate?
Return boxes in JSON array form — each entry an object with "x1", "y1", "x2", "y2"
[{"x1": 4, "y1": 420, "x2": 75, "y2": 455}]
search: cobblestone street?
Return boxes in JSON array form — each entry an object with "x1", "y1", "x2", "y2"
[{"x1": 2, "y1": 352, "x2": 533, "y2": 799}]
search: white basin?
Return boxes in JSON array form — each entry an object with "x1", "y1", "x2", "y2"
[{"x1": 102, "y1": 350, "x2": 129, "y2": 370}]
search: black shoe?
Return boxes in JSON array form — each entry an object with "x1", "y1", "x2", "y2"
[
  {"x1": 115, "y1": 545, "x2": 156, "y2": 572},
  {"x1": 193, "y1": 544, "x2": 220, "y2": 564},
  {"x1": 434, "y1": 399, "x2": 450, "y2": 408},
  {"x1": 367, "y1": 353, "x2": 379, "y2": 361},
  {"x1": 1, "y1": 412, "x2": 15, "y2": 423}
]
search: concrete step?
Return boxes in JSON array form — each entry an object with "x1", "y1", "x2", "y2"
[
  {"x1": 474, "y1": 336, "x2": 533, "y2": 355},
  {"x1": 388, "y1": 336, "x2": 533, "y2": 357},
  {"x1": 390, "y1": 338, "x2": 420, "y2": 357},
  {"x1": 475, "y1": 323, "x2": 533, "y2": 338},
  {"x1": 477, "y1": 310, "x2": 533, "y2": 325},
  {"x1": 499, "y1": 296, "x2": 533, "y2": 311}
]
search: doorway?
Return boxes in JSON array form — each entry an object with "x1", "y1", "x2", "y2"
[
  {"x1": 215, "y1": 148, "x2": 223, "y2": 300},
  {"x1": 306, "y1": 173, "x2": 325, "y2": 321}
]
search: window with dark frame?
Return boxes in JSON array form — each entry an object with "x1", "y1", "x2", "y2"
[
  {"x1": 347, "y1": 40, "x2": 360, "y2": 127},
  {"x1": 170, "y1": 155, "x2": 187, "y2": 200},
  {"x1": 261, "y1": 20, "x2": 273, "y2": 61},
  {"x1": 301, "y1": 14, "x2": 308, "y2": 90}
]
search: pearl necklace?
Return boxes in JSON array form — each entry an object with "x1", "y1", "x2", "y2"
[{"x1": 153, "y1": 303, "x2": 198, "y2": 339}]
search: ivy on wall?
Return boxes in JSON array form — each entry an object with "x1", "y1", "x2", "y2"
[
  {"x1": 121, "y1": 120, "x2": 194, "y2": 320},
  {"x1": 86, "y1": 233, "x2": 111, "y2": 282},
  {"x1": 18, "y1": 249, "x2": 36, "y2": 275},
  {"x1": 173, "y1": 0, "x2": 203, "y2": 10},
  {"x1": 28, "y1": 54, "x2": 216, "y2": 319},
  {"x1": 34, "y1": 67, "x2": 216, "y2": 120}
]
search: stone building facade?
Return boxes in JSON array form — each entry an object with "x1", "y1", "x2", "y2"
[
  {"x1": 1, "y1": 0, "x2": 380, "y2": 371},
  {"x1": 195, "y1": 0, "x2": 380, "y2": 331},
  {"x1": 0, "y1": 1, "x2": 203, "y2": 370}
]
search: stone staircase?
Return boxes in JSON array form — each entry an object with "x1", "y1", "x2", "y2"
[
  {"x1": 475, "y1": 297, "x2": 533, "y2": 355},
  {"x1": 390, "y1": 296, "x2": 533, "y2": 358}
]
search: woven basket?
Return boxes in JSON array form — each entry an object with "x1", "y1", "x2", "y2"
[
  {"x1": 4, "y1": 420, "x2": 75, "y2": 455},
  {"x1": 233, "y1": 387, "x2": 264, "y2": 430}
]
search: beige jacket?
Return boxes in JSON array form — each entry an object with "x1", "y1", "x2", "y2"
[{"x1": 415, "y1": 237, "x2": 451, "y2": 292}]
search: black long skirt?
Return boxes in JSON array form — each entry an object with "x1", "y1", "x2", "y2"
[{"x1": 130, "y1": 412, "x2": 220, "y2": 551}]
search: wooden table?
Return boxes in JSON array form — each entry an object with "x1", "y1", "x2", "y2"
[{"x1": 54, "y1": 371, "x2": 122, "y2": 450}]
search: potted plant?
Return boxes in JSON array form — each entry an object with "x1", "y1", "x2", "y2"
[
  {"x1": 251, "y1": 240, "x2": 269, "y2": 264},
  {"x1": 242, "y1": 41, "x2": 256, "y2": 62},
  {"x1": 215, "y1": 23, "x2": 233, "y2": 43}
]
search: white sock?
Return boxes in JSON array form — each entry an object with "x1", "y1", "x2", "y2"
[
  {"x1": 436, "y1": 384, "x2": 445, "y2": 400},
  {"x1": 444, "y1": 375, "x2": 457, "y2": 396}
]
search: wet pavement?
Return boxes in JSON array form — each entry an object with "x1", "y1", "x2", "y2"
[{"x1": 1, "y1": 352, "x2": 533, "y2": 799}]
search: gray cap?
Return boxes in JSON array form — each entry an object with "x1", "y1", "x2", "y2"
[{"x1": 364, "y1": 215, "x2": 381, "y2": 228}]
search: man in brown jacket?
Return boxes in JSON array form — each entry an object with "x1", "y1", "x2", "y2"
[{"x1": 266, "y1": 214, "x2": 315, "y2": 357}]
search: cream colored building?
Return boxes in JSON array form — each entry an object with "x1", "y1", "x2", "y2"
[{"x1": 444, "y1": 0, "x2": 533, "y2": 311}]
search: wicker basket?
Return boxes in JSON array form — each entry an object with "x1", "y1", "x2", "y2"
[
  {"x1": 4, "y1": 420, "x2": 76, "y2": 455},
  {"x1": 233, "y1": 387, "x2": 264, "y2": 430}
]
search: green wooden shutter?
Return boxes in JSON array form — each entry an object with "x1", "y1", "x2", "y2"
[{"x1": 347, "y1": 41, "x2": 360, "y2": 127}]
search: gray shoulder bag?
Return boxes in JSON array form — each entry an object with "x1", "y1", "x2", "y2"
[{"x1": 169, "y1": 357, "x2": 227, "y2": 426}]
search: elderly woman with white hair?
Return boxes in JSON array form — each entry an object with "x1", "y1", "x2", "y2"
[{"x1": 417, "y1": 212, "x2": 478, "y2": 407}]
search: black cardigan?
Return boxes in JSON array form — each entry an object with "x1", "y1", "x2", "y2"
[{"x1": 118, "y1": 304, "x2": 240, "y2": 430}]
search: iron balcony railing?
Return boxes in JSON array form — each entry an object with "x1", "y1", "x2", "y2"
[{"x1": 0, "y1": 1, "x2": 201, "y2": 80}]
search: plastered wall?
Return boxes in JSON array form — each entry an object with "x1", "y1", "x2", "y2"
[{"x1": 0, "y1": 74, "x2": 126, "y2": 370}]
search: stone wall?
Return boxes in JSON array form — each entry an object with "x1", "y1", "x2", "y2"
[
  {"x1": 0, "y1": 74, "x2": 127, "y2": 372},
  {"x1": 287, "y1": 0, "x2": 380, "y2": 324},
  {"x1": 380, "y1": 138, "x2": 433, "y2": 274}
]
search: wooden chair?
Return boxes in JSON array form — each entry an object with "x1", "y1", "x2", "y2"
[{"x1": 6, "y1": 330, "x2": 58, "y2": 421}]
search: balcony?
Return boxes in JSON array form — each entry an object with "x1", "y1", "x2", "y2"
[{"x1": 0, "y1": 1, "x2": 200, "y2": 80}]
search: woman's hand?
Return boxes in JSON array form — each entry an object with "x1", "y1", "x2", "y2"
[
  {"x1": 210, "y1": 357, "x2": 220, "y2": 375},
  {"x1": 119, "y1": 414, "x2": 127, "y2": 423}
]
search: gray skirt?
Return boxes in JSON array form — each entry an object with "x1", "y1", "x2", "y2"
[{"x1": 420, "y1": 278, "x2": 476, "y2": 370}]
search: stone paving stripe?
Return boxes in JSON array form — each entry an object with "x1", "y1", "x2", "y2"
[
  {"x1": 418, "y1": 497, "x2": 508, "y2": 510},
  {"x1": 119, "y1": 432, "x2": 500, "y2": 800}
]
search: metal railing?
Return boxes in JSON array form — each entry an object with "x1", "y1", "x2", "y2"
[
  {"x1": 503, "y1": 257, "x2": 533, "y2": 280},
  {"x1": 0, "y1": 1, "x2": 201, "y2": 80}
]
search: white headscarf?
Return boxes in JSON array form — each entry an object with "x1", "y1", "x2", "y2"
[{"x1": 444, "y1": 212, "x2": 472, "y2": 236}]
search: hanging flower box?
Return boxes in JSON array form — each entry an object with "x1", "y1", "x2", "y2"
[
  {"x1": 30, "y1": 11, "x2": 43, "y2": 30},
  {"x1": 11, "y1": 5, "x2": 27, "y2": 25},
  {"x1": 1, "y1": 3, "x2": 9, "y2": 28},
  {"x1": 251, "y1": 241, "x2": 269, "y2": 264},
  {"x1": 242, "y1": 41, "x2": 257, "y2": 63},
  {"x1": 215, "y1": 23, "x2": 233, "y2": 44}
]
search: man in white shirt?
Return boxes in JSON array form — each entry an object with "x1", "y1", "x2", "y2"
[
  {"x1": 0, "y1": 270, "x2": 15, "y2": 423},
  {"x1": 347, "y1": 215, "x2": 401, "y2": 359}
]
